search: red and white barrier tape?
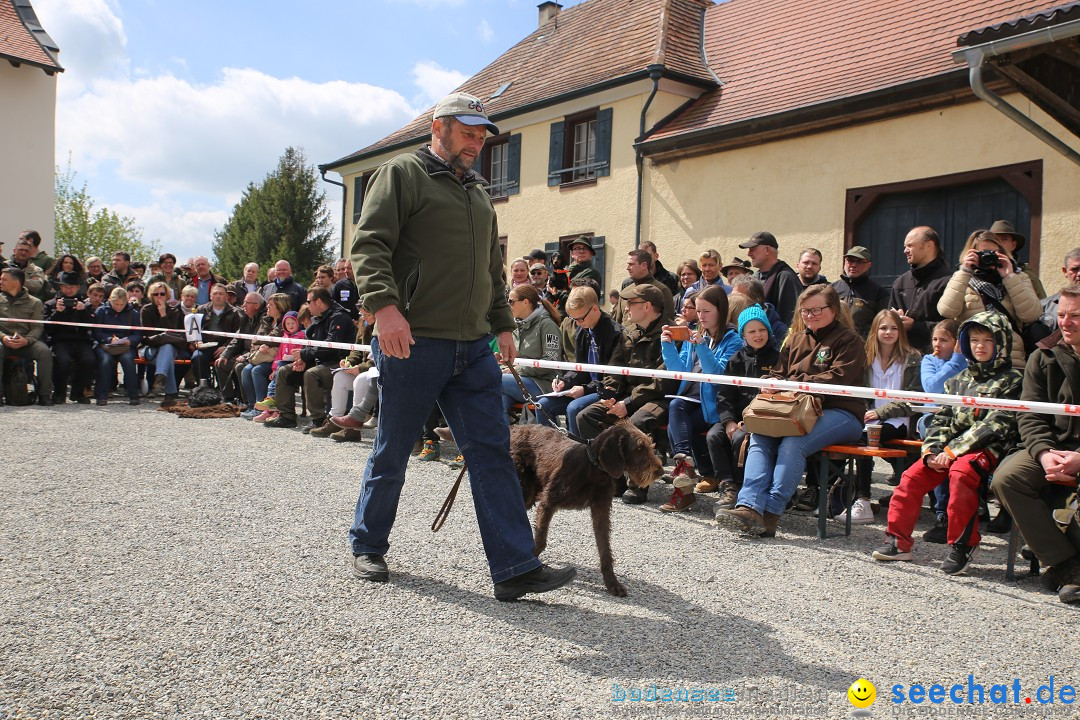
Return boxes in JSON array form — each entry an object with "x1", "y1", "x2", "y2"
[{"x1": 3, "y1": 316, "x2": 1078, "y2": 417}]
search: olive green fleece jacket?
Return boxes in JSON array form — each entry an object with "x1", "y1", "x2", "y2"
[{"x1": 350, "y1": 147, "x2": 514, "y2": 341}]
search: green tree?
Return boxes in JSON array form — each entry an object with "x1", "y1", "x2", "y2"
[
  {"x1": 212, "y1": 146, "x2": 333, "y2": 286},
  {"x1": 54, "y1": 160, "x2": 160, "y2": 264}
]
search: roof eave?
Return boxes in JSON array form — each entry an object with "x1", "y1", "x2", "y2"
[
  {"x1": 2, "y1": 52, "x2": 62, "y2": 74},
  {"x1": 638, "y1": 71, "x2": 976, "y2": 162},
  {"x1": 321, "y1": 67, "x2": 718, "y2": 173}
]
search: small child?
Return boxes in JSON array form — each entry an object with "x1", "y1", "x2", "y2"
[
  {"x1": 253, "y1": 312, "x2": 305, "y2": 421},
  {"x1": 918, "y1": 319, "x2": 968, "y2": 542},
  {"x1": 872, "y1": 311, "x2": 1022, "y2": 574},
  {"x1": 710, "y1": 305, "x2": 780, "y2": 511}
]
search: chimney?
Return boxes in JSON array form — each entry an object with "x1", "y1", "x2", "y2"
[{"x1": 538, "y1": 1, "x2": 562, "y2": 28}]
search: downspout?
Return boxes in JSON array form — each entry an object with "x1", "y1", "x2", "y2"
[
  {"x1": 953, "y1": 20, "x2": 1080, "y2": 167},
  {"x1": 319, "y1": 168, "x2": 348, "y2": 256},
  {"x1": 635, "y1": 64, "x2": 664, "y2": 249}
]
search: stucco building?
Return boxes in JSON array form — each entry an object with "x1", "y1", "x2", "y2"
[{"x1": 322, "y1": 0, "x2": 1080, "y2": 294}]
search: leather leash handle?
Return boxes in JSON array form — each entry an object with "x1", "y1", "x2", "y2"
[{"x1": 432, "y1": 463, "x2": 468, "y2": 532}]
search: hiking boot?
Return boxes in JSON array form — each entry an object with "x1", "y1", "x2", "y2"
[
  {"x1": 834, "y1": 497, "x2": 874, "y2": 525},
  {"x1": 1060, "y1": 585, "x2": 1080, "y2": 604},
  {"x1": 872, "y1": 538, "x2": 912, "y2": 562},
  {"x1": 417, "y1": 440, "x2": 440, "y2": 461},
  {"x1": 161, "y1": 394, "x2": 179, "y2": 409},
  {"x1": 330, "y1": 427, "x2": 365, "y2": 443},
  {"x1": 714, "y1": 506, "x2": 765, "y2": 532},
  {"x1": 494, "y1": 563, "x2": 577, "y2": 602},
  {"x1": 759, "y1": 512, "x2": 781, "y2": 538},
  {"x1": 922, "y1": 516, "x2": 948, "y2": 544},
  {"x1": 659, "y1": 487, "x2": 695, "y2": 513},
  {"x1": 308, "y1": 419, "x2": 336, "y2": 437},
  {"x1": 129, "y1": 398, "x2": 140, "y2": 406},
  {"x1": 350, "y1": 553, "x2": 389, "y2": 583},
  {"x1": 330, "y1": 413, "x2": 365, "y2": 430},
  {"x1": 96, "y1": 398, "x2": 108, "y2": 406},
  {"x1": 793, "y1": 485, "x2": 819, "y2": 511},
  {"x1": 941, "y1": 543, "x2": 977, "y2": 575},
  {"x1": 151, "y1": 374, "x2": 166, "y2": 396},
  {"x1": 448, "y1": 454, "x2": 465, "y2": 468},
  {"x1": 694, "y1": 477, "x2": 719, "y2": 493},
  {"x1": 715, "y1": 481, "x2": 740, "y2": 510},
  {"x1": 264, "y1": 416, "x2": 297, "y2": 429},
  {"x1": 254, "y1": 396, "x2": 276, "y2": 412},
  {"x1": 621, "y1": 487, "x2": 649, "y2": 505},
  {"x1": 987, "y1": 508, "x2": 1013, "y2": 534}
]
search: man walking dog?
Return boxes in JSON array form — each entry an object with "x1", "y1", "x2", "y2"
[{"x1": 348, "y1": 92, "x2": 576, "y2": 601}]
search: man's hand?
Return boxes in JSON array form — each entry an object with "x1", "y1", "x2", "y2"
[
  {"x1": 925, "y1": 452, "x2": 951, "y2": 471},
  {"x1": 374, "y1": 305, "x2": 414, "y2": 359},
  {"x1": 291, "y1": 358, "x2": 307, "y2": 373},
  {"x1": 863, "y1": 410, "x2": 879, "y2": 424},
  {"x1": 214, "y1": 355, "x2": 228, "y2": 368},
  {"x1": 894, "y1": 308, "x2": 914, "y2": 330},
  {"x1": 603, "y1": 399, "x2": 628, "y2": 418},
  {"x1": 1041, "y1": 450, "x2": 1080, "y2": 485},
  {"x1": 495, "y1": 331, "x2": 516, "y2": 367},
  {"x1": 567, "y1": 385, "x2": 585, "y2": 399},
  {"x1": 725, "y1": 421, "x2": 739, "y2": 441}
]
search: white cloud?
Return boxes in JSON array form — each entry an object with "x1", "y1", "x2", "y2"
[
  {"x1": 110, "y1": 201, "x2": 229, "y2": 260},
  {"x1": 411, "y1": 61, "x2": 469, "y2": 106},
  {"x1": 33, "y1": 0, "x2": 127, "y2": 91},
  {"x1": 478, "y1": 18, "x2": 494, "y2": 42}
]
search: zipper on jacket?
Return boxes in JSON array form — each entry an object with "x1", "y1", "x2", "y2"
[
  {"x1": 403, "y1": 261, "x2": 422, "y2": 316},
  {"x1": 462, "y1": 184, "x2": 476, "y2": 339}
]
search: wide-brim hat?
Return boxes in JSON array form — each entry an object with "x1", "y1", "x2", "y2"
[
  {"x1": 721, "y1": 257, "x2": 751, "y2": 272},
  {"x1": 567, "y1": 236, "x2": 596, "y2": 255},
  {"x1": 58, "y1": 271, "x2": 81, "y2": 286},
  {"x1": 433, "y1": 92, "x2": 499, "y2": 134},
  {"x1": 988, "y1": 220, "x2": 1026, "y2": 250}
]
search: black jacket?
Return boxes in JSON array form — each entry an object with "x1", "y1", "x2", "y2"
[
  {"x1": 652, "y1": 260, "x2": 679, "y2": 295},
  {"x1": 299, "y1": 304, "x2": 353, "y2": 366},
  {"x1": 833, "y1": 273, "x2": 890, "y2": 337},
  {"x1": 223, "y1": 307, "x2": 268, "y2": 361},
  {"x1": 139, "y1": 304, "x2": 188, "y2": 347},
  {"x1": 758, "y1": 260, "x2": 801, "y2": 327},
  {"x1": 602, "y1": 317, "x2": 676, "y2": 413},
  {"x1": 889, "y1": 255, "x2": 951, "y2": 353},
  {"x1": 332, "y1": 277, "x2": 360, "y2": 320},
  {"x1": 44, "y1": 296, "x2": 94, "y2": 344},
  {"x1": 715, "y1": 343, "x2": 781, "y2": 425},
  {"x1": 261, "y1": 277, "x2": 307, "y2": 311},
  {"x1": 561, "y1": 312, "x2": 623, "y2": 395}
]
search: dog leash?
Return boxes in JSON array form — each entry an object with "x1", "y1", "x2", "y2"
[{"x1": 431, "y1": 463, "x2": 467, "y2": 532}]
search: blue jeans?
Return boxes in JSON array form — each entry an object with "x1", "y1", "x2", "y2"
[
  {"x1": 95, "y1": 347, "x2": 139, "y2": 400},
  {"x1": 536, "y1": 391, "x2": 599, "y2": 436},
  {"x1": 241, "y1": 361, "x2": 272, "y2": 409},
  {"x1": 500, "y1": 373, "x2": 542, "y2": 415},
  {"x1": 191, "y1": 348, "x2": 213, "y2": 384},
  {"x1": 140, "y1": 344, "x2": 188, "y2": 395},
  {"x1": 349, "y1": 336, "x2": 542, "y2": 583},
  {"x1": 737, "y1": 408, "x2": 863, "y2": 516},
  {"x1": 667, "y1": 398, "x2": 712, "y2": 476}
]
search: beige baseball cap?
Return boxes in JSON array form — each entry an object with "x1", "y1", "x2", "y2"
[{"x1": 432, "y1": 92, "x2": 499, "y2": 134}]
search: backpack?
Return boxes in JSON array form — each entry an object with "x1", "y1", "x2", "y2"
[{"x1": 3, "y1": 361, "x2": 34, "y2": 406}]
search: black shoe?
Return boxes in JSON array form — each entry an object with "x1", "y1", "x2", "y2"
[
  {"x1": 301, "y1": 417, "x2": 327, "y2": 435},
  {"x1": 621, "y1": 487, "x2": 649, "y2": 505},
  {"x1": 39, "y1": 397, "x2": 55, "y2": 407},
  {"x1": 793, "y1": 485, "x2": 818, "y2": 511},
  {"x1": 941, "y1": 543, "x2": 977, "y2": 575},
  {"x1": 494, "y1": 563, "x2": 577, "y2": 602},
  {"x1": 75, "y1": 396, "x2": 90, "y2": 405},
  {"x1": 878, "y1": 491, "x2": 892, "y2": 509},
  {"x1": 922, "y1": 516, "x2": 948, "y2": 544},
  {"x1": 264, "y1": 416, "x2": 298, "y2": 428},
  {"x1": 987, "y1": 508, "x2": 1012, "y2": 534},
  {"x1": 350, "y1": 553, "x2": 389, "y2": 583},
  {"x1": 129, "y1": 398, "x2": 140, "y2": 406}
]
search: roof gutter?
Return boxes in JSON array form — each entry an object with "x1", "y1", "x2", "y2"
[
  {"x1": 635, "y1": 64, "x2": 664, "y2": 250},
  {"x1": 952, "y1": 19, "x2": 1080, "y2": 167},
  {"x1": 319, "y1": 169, "x2": 348, "y2": 256}
]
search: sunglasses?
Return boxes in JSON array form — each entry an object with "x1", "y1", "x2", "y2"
[{"x1": 151, "y1": 292, "x2": 167, "y2": 297}]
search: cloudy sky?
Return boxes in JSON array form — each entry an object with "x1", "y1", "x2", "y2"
[{"x1": 34, "y1": 0, "x2": 585, "y2": 262}]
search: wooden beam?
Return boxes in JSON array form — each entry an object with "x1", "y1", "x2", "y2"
[{"x1": 994, "y1": 63, "x2": 1080, "y2": 138}]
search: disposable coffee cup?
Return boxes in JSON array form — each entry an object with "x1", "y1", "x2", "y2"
[{"x1": 866, "y1": 424, "x2": 883, "y2": 448}]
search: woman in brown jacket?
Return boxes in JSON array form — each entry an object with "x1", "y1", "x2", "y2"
[{"x1": 716, "y1": 285, "x2": 867, "y2": 537}]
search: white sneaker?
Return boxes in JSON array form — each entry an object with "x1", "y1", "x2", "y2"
[{"x1": 834, "y1": 497, "x2": 875, "y2": 525}]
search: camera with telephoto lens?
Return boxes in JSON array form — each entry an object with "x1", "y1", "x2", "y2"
[{"x1": 976, "y1": 250, "x2": 999, "y2": 270}]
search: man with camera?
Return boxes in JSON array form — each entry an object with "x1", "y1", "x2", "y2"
[
  {"x1": 0, "y1": 267, "x2": 53, "y2": 406},
  {"x1": 44, "y1": 271, "x2": 95, "y2": 404}
]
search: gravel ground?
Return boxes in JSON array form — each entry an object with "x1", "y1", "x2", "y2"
[{"x1": 1, "y1": 404, "x2": 1077, "y2": 720}]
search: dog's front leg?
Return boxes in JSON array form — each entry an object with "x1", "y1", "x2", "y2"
[
  {"x1": 590, "y1": 502, "x2": 626, "y2": 596},
  {"x1": 532, "y1": 500, "x2": 555, "y2": 556}
]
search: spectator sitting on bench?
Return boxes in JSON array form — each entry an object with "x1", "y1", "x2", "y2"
[
  {"x1": 500, "y1": 284, "x2": 562, "y2": 418},
  {"x1": 872, "y1": 311, "x2": 1022, "y2": 574},
  {"x1": 140, "y1": 281, "x2": 189, "y2": 408},
  {"x1": 179, "y1": 285, "x2": 198, "y2": 314},
  {"x1": 190, "y1": 283, "x2": 240, "y2": 389},
  {"x1": 991, "y1": 284, "x2": 1080, "y2": 604},
  {"x1": 45, "y1": 271, "x2": 95, "y2": 404},
  {"x1": 92, "y1": 286, "x2": 142, "y2": 406},
  {"x1": 0, "y1": 267, "x2": 53, "y2": 406}
]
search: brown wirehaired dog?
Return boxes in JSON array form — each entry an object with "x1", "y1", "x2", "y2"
[{"x1": 509, "y1": 422, "x2": 663, "y2": 596}]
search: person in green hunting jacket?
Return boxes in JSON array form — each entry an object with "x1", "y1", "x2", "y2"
[{"x1": 873, "y1": 310, "x2": 1022, "y2": 575}]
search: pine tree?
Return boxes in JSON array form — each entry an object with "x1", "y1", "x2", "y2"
[{"x1": 212, "y1": 147, "x2": 333, "y2": 286}]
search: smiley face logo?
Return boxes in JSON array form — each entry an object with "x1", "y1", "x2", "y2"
[{"x1": 848, "y1": 678, "x2": 876, "y2": 709}]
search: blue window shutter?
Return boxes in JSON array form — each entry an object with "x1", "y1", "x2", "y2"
[
  {"x1": 594, "y1": 108, "x2": 613, "y2": 178},
  {"x1": 593, "y1": 235, "x2": 606, "y2": 291},
  {"x1": 352, "y1": 176, "x2": 365, "y2": 224},
  {"x1": 548, "y1": 121, "x2": 565, "y2": 186},
  {"x1": 507, "y1": 134, "x2": 521, "y2": 196}
]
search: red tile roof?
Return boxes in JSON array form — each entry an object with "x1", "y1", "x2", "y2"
[
  {"x1": 644, "y1": 0, "x2": 1066, "y2": 147},
  {"x1": 324, "y1": 0, "x2": 716, "y2": 169},
  {"x1": 0, "y1": 0, "x2": 61, "y2": 73}
]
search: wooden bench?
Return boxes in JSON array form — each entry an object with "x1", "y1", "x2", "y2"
[
  {"x1": 814, "y1": 444, "x2": 908, "y2": 539},
  {"x1": 133, "y1": 357, "x2": 191, "y2": 366}
]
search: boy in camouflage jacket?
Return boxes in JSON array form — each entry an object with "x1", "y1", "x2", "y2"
[{"x1": 872, "y1": 311, "x2": 1022, "y2": 574}]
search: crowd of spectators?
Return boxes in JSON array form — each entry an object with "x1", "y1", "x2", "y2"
[{"x1": 3, "y1": 222, "x2": 1079, "y2": 603}]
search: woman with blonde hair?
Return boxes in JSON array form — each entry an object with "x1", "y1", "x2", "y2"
[{"x1": 140, "y1": 280, "x2": 189, "y2": 407}]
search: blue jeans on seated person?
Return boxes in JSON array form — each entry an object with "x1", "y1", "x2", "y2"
[
  {"x1": 349, "y1": 336, "x2": 542, "y2": 583},
  {"x1": 240, "y1": 361, "x2": 272, "y2": 409},
  {"x1": 737, "y1": 408, "x2": 863, "y2": 516},
  {"x1": 95, "y1": 347, "x2": 139, "y2": 400},
  {"x1": 190, "y1": 348, "x2": 215, "y2": 385},
  {"x1": 667, "y1": 397, "x2": 713, "y2": 476},
  {"x1": 140, "y1": 344, "x2": 188, "y2": 395},
  {"x1": 499, "y1": 373, "x2": 543, "y2": 416},
  {"x1": 536, "y1": 391, "x2": 599, "y2": 436}
]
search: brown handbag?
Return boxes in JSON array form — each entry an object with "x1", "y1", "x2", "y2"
[
  {"x1": 742, "y1": 391, "x2": 822, "y2": 437},
  {"x1": 247, "y1": 344, "x2": 276, "y2": 365}
]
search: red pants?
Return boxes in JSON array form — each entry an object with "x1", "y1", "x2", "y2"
[{"x1": 886, "y1": 450, "x2": 996, "y2": 552}]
